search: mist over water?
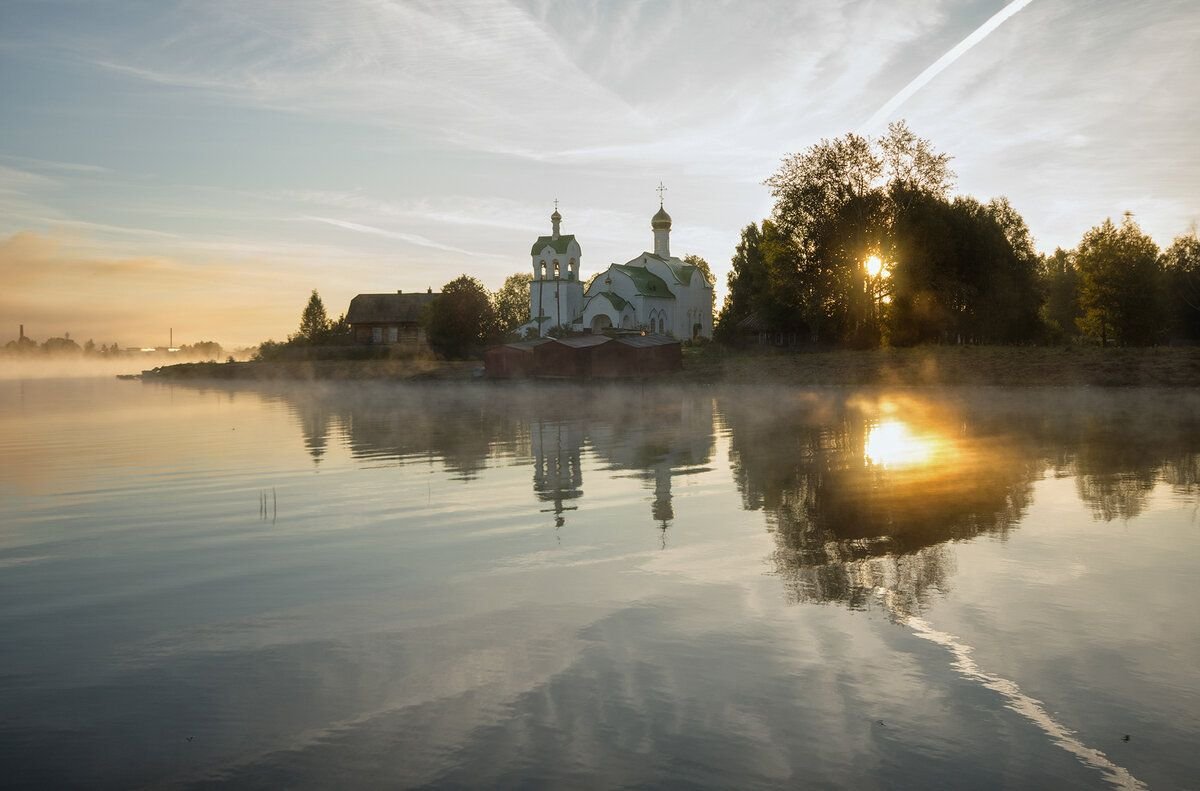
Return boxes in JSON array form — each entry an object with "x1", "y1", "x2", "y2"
[{"x1": 1, "y1": 379, "x2": 1198, "y2": 789}]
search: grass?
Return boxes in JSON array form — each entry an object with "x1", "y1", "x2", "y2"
[
  {"x1": 144, "y1": 358, "x2": 480, "y2": 381},
  {"x1": 677, "y1": 344, "x2": 1200, "y2": 387},
  {"x1": 143, "y1": 344, "x2": 1200, "y2": 387}
]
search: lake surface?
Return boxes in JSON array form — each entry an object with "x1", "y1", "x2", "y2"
[{"x1": 1, "y1": 378, "x2": 1198, "y2": 789}]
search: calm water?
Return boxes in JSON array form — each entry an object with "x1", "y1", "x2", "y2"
[{"x1": 1, "y1": 378, "x2": 1198, "y2": 790}]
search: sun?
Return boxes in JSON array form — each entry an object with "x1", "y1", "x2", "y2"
[{"x1": 864, "y1": 255, "x2": 884, "y2": 278}]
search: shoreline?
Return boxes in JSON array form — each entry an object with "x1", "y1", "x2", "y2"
[{"x1": 134, "y1": 345, "x2": 1200, "y2": 388}]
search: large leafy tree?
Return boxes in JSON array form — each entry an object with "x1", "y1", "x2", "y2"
[
  {"x1": 492, "y1": 272, "x2": 532, "y2": 335},
  {"x1": 763, "y1": 121, "x2": 960, "y2": 345},
  {"x1": 425, "y1": 275, "x2": 499, "y2": 358},
  {"x1": 1161, "y1": 232, "x2": 1200, "y2": 342},
  {"x1": 1075, "y1": 214, "x2": 1163, "y2": 346}
]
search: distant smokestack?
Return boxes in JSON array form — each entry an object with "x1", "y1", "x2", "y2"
[
  {"x1": 19, "y1": 324, "x2": 24, "y2": 340},
  {"x1": 170, "y1": 327, "x2": 173, "y2": 347},
  {"x1": 397, "y1": 289, "x2": 403, "y2": 294}
]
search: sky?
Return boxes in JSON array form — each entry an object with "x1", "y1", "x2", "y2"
[{"x1": 1, "y1": 0, "x2": 1198, "y2": 348}]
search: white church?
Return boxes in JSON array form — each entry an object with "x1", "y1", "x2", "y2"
[{"x1": 520, "y1": 197, "x2": 714, "y2": 340}]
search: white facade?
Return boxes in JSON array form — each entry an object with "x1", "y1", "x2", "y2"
[
  {"x1": 523, "y1": 209, "x2": 584, "y2": 337},
  {"x1": 520, "y1": 203, "x2": 714, "y2": 339},
  {"x1": 581, "y1": 204, "x2": 714, "y2": 339}
]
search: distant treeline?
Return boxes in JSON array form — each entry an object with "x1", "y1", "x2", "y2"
[
  {"x1": 2, "y1": 333, "x2": 225, "y2": 360},
  {"x1": 716, "y1": 121, "x2": 1200, "y2": 347}
]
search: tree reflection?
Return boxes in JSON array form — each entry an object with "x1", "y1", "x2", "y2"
[
  {"x1": 165, "y1": 382, "x2": 1199, "y2": 605},
  {"x1": 720, "y1": 391, "x2": 1040, "y2": 614}
]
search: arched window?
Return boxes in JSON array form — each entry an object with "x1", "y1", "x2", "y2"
[
  {"x1": 539, "y1": 260, "x2": 547, "y2": 279},
  {"x1": 553, "y1": 260, "x2": 560, "y2": 279}
]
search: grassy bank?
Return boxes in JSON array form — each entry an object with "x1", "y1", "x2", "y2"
[
  {"x1": 142, "y1": 345, "x2": 1200, "y2": 387},
  {"x1": 678, "y1": 344, "x2": 1200, "y2": 387},
  {"x1": 143, "y1": 358, "x2": 480, "y2": 381}
]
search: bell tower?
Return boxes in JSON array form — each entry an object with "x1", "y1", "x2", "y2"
[{"x1": 528, "y1": 201, "x2": 583, "y2": 336}]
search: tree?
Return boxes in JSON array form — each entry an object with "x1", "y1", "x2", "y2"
[
  {"x1": 424, "y1": 275, "x2": 499, "y2": 359},
  {"x1": 681, "y1": 254, "x2": 715, "y2": 286},
  {"x1": 492, "y1": 272, "x2": 532, "y2": 335},
  {"x1": 764, "y1": 123, "x2": 960, "y2": 347},
  {"x1": 1161, "y1": 232, "x2": 1200, "y2": 342},
  {"x1": 715, "y1": 223, "x2": 769, "y2": 340},
  {"x1": 41, "y1": 336, "x2": 81, "y2": 355},
  {"x1": 1075, "y1": 214, "x2": 1163, "y2": 346},
  {"x1": 879, "y1": 120, "x2": 955, "y2": 199},
  {"x1": 296, "y1": 290, "x2": 331, "y2": 344},
  {"x1": 179, "y1": 340, "x2": 224, "y2": 360},
  {"x1": 327, "y1": 312, "x2": 350, "y2": 344},
  {"x1": 1039, "y1": 248, "x2": 1080, "y2": 340}
]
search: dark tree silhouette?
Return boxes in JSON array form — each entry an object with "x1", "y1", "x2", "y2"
[
  {"x1": 297, "y1": 289, "x2": 331, "y2": 344},
  {"x1": 1075, "y1": 215, "x2": 1163, "y2": 346},
  {"x1": 424, "y1": 275, "x2": 499, "y2": 359},
  {"x1": 492, "y1": 272, "x2": 532, "y2": 335},
  {"x1": 1161, "y1": 232, "x2": 1200, "y2": 342}
]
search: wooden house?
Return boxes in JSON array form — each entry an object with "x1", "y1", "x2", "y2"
[{"x1": 345, "y1": 291, "x2": 438, "y2": 346}]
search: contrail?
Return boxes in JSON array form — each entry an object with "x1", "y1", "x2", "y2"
[
  {"x1": 876, "y1": 588, "x2": 1146, "y2": 790},
  {"x1": 862, "y1": 0, "x2": 1035, "y2": 131}
]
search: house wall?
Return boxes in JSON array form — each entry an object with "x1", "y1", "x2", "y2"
[{"x1": 352, "y1": 323, "x2": 426, "y2": 345}]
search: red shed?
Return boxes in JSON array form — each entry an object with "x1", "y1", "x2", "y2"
[
  {"x1": 531, "y1": 335, "x2": 610, "y2": 378},
  {"x1": 483, "y1": 338, "x2": 550, "y2": 378},
  {"x1": 592, "y1": 334, "x2": 682, "y2": 378}
]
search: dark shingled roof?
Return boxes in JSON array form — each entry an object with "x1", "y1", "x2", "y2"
[{"x1": 346, "y1": 292, "x2": 438, "y2": 325}]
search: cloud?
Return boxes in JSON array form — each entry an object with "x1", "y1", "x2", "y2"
[
  {"x1": 862, "y1": 0, "x2": 1036, "y2": 132},
  {"x1": 302, "y1": 216, "x2": 500, "y2": 259}
]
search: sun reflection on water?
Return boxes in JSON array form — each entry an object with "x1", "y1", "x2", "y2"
[{"x1": 864, "y1": 419, "x2": 939, "y2": 469}]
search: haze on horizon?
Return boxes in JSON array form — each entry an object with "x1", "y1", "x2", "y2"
[{"x1": 1, "y1": 0, "x2": 1197, "y2": 348}]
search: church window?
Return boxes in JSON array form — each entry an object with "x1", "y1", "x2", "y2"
[
  {"x1": 539, "y1": 260, "x2": 547, "y2": 279},
  {"x1": 553, "y1": 260, "x2": 560, "y2": 278}
]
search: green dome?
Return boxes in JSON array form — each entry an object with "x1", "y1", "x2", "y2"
[{"x1": 651, "y1": 206, "x2": 671, "y2": 229}]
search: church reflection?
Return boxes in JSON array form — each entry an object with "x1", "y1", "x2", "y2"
[
  {"x1": 177, "y1": 381, "x2": 1200, "y2": 614},
  {"x1": 527, "y1": 394, "x2": 716, "y2": 539},
  {"x1": 531, "y1": 419, "x2": 584, "y2": 527}
]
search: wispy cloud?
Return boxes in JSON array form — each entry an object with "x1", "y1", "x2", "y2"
[
  {"x1": 302, "y1": 215, "x2": 501, "y2": 259},
  {"x1": 862, "y1": 0, "x2": 1036, "y2": 132}
]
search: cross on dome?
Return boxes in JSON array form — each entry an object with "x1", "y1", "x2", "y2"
[{"x1": 656, "y1": 182, "x2": 667, "y2": 207}]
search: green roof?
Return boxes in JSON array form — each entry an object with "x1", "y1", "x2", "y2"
[
  {"x1": 613, "y1": 264, "x2": 674, "y2": 299},
  {"x1": 530, "y1": 234, "x2": 578, "y2": 256},
  {"x1": 665, "y1": 260, "x2": 697, "y2": 287},
  {"x1": 638, "y1": 252, "x2": 703, "y2": 288},
  {"x1": 597, "y1": 292, "x2": 628, "y2": 311}
]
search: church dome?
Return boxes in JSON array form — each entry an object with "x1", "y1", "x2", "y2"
[
  {"x1": 551, "y1": 208, "x2": 562, "y2": 222},
  {"x1": 651, "y1": 206, "x2": 671, "y2": 230}
]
